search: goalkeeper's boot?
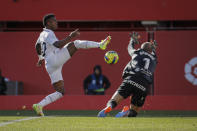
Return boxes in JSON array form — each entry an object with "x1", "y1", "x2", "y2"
[
  {"x1": 97, "y1": 106, "x2": 112, "y2": 117},
  {"x1": 100, "y1": 36, "x2": 111, "y2": 50},
  {"x1": 32, "y1": 104, "x2": 44, "y2": 117},
  {"x1": 115, "y1": 106, "x2": 129, "y2": 117}
]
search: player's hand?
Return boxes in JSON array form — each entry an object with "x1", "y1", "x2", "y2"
[
  {"x1": 36, "y1": 59, "x2": 44, "y2": 67},
  {"x1": 69, "y1": 29, "x2": 80, "y2": 38},
  {"x1": 153, "y1": 40, "x2": 158, "y2": 47},
  {"x1": 151, "y1": 40, "x2": 158, "y2": 50},
  {"x1": 129, "y1": 32, "x2": 140, "y2": 44}
]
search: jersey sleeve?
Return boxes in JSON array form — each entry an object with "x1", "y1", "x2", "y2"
[
  {"x1": 45, "y1": 32, "x2": 58, "y2": 45},
  {"x1": 128, "y1": 38, "x2": 136, "y2": 57}
]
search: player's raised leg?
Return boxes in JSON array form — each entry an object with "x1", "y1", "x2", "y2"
[
  {"x1": 73, "y1": 36, "x2": 111, "y2": 50},
  {"x1": 58, "y1": 36, "x2": 111, "y2": 63}
]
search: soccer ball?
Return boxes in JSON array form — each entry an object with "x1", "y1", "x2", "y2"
[{"x1": 104, "y1": 51, "x2": 119, "y2": 64}]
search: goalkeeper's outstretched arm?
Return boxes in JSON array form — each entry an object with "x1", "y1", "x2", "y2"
[
  {"x1": 127, "y1": 32, "x2": 140, "y2": 56},
  {"x1": 128, "y1": 38, "x2": 136, "y2": 56}
]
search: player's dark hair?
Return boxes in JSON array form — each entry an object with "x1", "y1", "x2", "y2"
[
  {"x1": 93, "y1": 65, "x2": 102, "y2": 74},
  {"x1": 43, "y1": 14, "x2": 55, "y2": 27}
]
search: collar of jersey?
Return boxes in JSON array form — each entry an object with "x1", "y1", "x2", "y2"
[{"x1": 43, "y1": 28, "x2": 53, "y2": 33}]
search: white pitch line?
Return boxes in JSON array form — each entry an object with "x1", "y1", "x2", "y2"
[{"x1": 0, "y1": 117, "x2": 41, "y2": 127}]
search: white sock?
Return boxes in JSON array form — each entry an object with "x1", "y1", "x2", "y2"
[
  {"x1": 38, "y1": 91, "x2": 63, "y2": 107},
  {"x1": 74, "y1": 40, "x2": 100, "y2": 49}
]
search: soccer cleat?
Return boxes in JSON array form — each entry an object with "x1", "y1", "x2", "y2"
[
  {"x1": 115, "y1": 106, "x2": 129, "y2": 117},
  {"x1": 97, "y1": 106, "x2": 112, "y2": 117},
  {"x1": 32, "y1": 104, "x2": 44, "y2": 117},
  {"x1": 99, "y1": 36, "x2": 111, "y2": 50}
]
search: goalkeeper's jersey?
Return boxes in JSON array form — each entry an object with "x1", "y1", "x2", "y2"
[{"x1": 122, "y1": 49, "x2": 157, "y2": 84}]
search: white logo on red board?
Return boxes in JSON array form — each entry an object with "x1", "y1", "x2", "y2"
[{"x1": 184, "y1": 57, "x2": 197, "y2": 85}]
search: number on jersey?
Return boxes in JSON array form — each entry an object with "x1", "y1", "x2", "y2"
[{"x1": 35, "y1": 42, "x2": 47, "y2": 56}]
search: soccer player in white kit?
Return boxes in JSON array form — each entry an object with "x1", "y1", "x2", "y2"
[{"x1": 33, "y1": 14, "x2": 111, "y2": 116}]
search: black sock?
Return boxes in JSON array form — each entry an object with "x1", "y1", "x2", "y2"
[
  {"x1": 107, "y1": 100, "x2": 117, "y2": 109},
  {"x1": 128, "y1": 109, "x2": 138, "y2": 117}
]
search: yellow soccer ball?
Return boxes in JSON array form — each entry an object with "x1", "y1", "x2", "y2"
[{"x1": 104, "y1": 51, "x2": 119, "y2": 64}]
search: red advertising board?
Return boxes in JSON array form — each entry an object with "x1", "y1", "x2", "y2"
[
  {"x1": 155, "y1": 31, "x2": 197, "y2": 95},
  {"x1": 1, "y1": 31, "x2": 197, "y2": 95},
  {"x1": 0, "y1": 31, "x2": 146, "y2": 95}
]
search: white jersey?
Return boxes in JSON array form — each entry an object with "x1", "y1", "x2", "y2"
[
  {"x1": 36, "y1": 28, "x2": 58, "y2": 58},
  {"x1": 35, "y1": 29, "x2": 100, "y2": 84},
  {"x1": 36, "y1": 28, "x2": 71, "y2": 84}
]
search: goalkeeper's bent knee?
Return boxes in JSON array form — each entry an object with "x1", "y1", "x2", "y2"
[{"x1": 128, "y1": 109, "x2": 138, "y2": 117}]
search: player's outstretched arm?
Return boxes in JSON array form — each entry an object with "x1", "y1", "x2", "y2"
[
  {"x1": 53, "y1": 29, "x2": 80, "y2": 48},
  {"x1": 152, "y1": 40, "x2": 158, "y2": 53},
  {"x1": 128, "y1": 32, "x2": 140, "y2": 56}
]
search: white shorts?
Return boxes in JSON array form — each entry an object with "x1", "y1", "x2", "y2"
[{"x1": 45, "y1": 46, "x2": 71, "y2": 84}]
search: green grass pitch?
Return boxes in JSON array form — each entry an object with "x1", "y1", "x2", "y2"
[{"x1": 0, "y1": 116, "x2": 197, "y2": 131}]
